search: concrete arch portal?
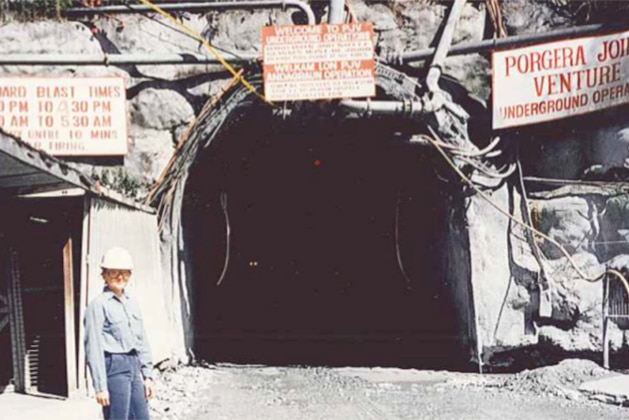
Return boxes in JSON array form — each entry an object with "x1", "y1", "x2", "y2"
[{"x1": 154, "y1": 68, "x2": 479, "y2": 369}]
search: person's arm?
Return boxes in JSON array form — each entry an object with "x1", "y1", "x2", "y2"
[
  {"x1": 136, "y1": 307, "x2": 155, "y2": 399},
  {"x1": 84, "y1": 301, "x2": 108, "y2": 395}
]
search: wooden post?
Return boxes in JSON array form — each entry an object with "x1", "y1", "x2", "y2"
[
  {"x1": 63, "y1": 237, "x2": 78, "y2": 396},
  {"x1": 77, "y1": 197, "x2": 91, "y2": 394}
]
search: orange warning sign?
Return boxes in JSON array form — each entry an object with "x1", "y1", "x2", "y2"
[{"x1": 261, "y1": 23, "x2": 376, "y2": 101}]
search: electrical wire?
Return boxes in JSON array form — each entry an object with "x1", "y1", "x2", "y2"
[
  {"x1": 149, "y1": 69, "x2": 244, "y2": 220},
  {"x1": 516, "y1": 151, "x2": 552, "y2": 291},
  {"x1": 216, "y1": 191, "x2": 231, "y2": 286},
  {"x1": 394, "y1": 193, "x2": 413, "y2": 290},
  {"x1": 134, "y1": 9, "x2": 248, "y2": 59},
  {"x1": 409, "y1": 133, "x2": 459, "y2": 150},
  {"x1": 449, "y1": 136, "x2": 501, "y2": 157},
  {"x1": 455, "y1": 156, "x2": 516, "y2": 179},
  {"x1": 420, "y1": 132, "x2": 629, "y2": 298},
  {"x1": 135, "y1": 0, "x2": 273, "y2": 105}
]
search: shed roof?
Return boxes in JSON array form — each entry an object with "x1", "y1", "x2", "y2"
[
  {"x1": 0, "y1": 129, "x2": 154, "y2": 213},
  {"x1": 0, "y1": 129, "x2": 95, "y2": 195}
]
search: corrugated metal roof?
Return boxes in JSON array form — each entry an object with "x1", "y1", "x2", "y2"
[
  {"x1": 0, "y1": 129, "x2": 95, "y2": 195},
  {"x1": 0, "y1": 129, "x2": 155, "y2": 213}
]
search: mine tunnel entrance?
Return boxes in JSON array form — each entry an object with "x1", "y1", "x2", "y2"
[{"x1": 184, "y1": 109, "x2": 463, "y2": 368}]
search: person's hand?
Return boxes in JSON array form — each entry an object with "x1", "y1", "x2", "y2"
[
  {"x1": 95, "y1": 391, "x2": 110, "y2": 406},
  {"x1": 144, "y1": 378, "x2": 155, "y2": 400}
]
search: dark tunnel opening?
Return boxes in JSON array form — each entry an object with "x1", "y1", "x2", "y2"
[{"x1": 183, "y1": 109, "x2": 464, "y2": 368}]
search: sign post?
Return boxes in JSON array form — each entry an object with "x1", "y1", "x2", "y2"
[
  {"x1": 261, "y1": 23, "x2": 376, "y2": 101},
  {"x1": 0, "y1": 77, "x2": 128, "y2": 156}
]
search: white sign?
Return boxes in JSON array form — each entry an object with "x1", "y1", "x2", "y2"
[
  {"x1": 493, "y1": 30, "x2": 629, "y2": 129},
  {"x1": 0, "y1": 77, "x2": 128, "y2": 156},
  {"x1": 261, "y1": 23, "x2": 376, "y2": 101}
]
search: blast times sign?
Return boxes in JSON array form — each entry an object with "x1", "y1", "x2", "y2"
[
  {"x1": 493, "y1": 30, "x2": 629, "y2": 129},
  {"x1": 261, "y1": 23, "x2": 376, "y2": 101},
  {"x1": 0, "y1": 77, "x2": 128, "y2": 156}
]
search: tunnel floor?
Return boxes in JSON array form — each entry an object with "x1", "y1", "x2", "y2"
[{"x1": 184, "y1": 114, "x2": 463, "y2": 368}]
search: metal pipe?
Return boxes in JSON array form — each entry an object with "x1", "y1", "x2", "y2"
[
  {"x1": 339, "y1": 99, "x2": 424, "y2": 118},
  {"x1": 328, "y1": 0, "x2": 344, "y2": 24},
  {"x1": 3, "y1": 23, "x2": 626, "y2": 67},
  {"x1": 64, "y1": 0, "x2": 317, "y2": 25},
  {"x1": 0, "y1": 52, "x2": 257, "y2": 66},
  {"x1": 400, "y1": 22, "x2": 625, "y2": 64},
  {"x1": 426, "y1": 0, "x2": 466, "y2": 92}
]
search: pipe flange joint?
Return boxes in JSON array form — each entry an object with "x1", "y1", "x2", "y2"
[{"x1": 401, "y1": 99, "x2": 414, "y2": 119}]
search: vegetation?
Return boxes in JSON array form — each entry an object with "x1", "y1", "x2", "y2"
[
  {"x1": 1, "y1": 0, "x2": 75, "y2": 20},
  {"x1": 93, "y1": 167, "x2": 151, "y2": 200}
]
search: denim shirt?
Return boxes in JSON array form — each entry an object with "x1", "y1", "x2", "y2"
[{"x1": 84, "y1": 288, "x2": 154, "y2": 392}]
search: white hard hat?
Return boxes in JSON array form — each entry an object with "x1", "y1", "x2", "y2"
[{"x1": 100, "y1": 247, "x2": 134, "y2": 270}]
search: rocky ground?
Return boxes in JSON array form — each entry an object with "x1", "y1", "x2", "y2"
[{"x1": 149, "y1": 359, "x2": 628, "y2": 420}]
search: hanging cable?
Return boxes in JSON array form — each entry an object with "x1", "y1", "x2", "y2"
[
  {"x1": 450, "y1": 136, "x2": 502, "y2": 157},
  {"x1": 420, "y1": 132, "x2": 629, "y2": 298},
  {"x1": 515, "y1": 149, "x2": 554, "y2": 316},
  {"x1": 455, "y1": 156, "x2": 516, "y2": 179},
  {"x1": 134, "y1": 9, "x2": 248, "y2": 59},
  {"x1": 394, "y1": 193, "x2": 413, "y2": 290},
  {"x1": 148, "y1": 69, "x2": 244, "y2": 206},
  {"x1": 216, "y1": 191, "x2": 231, "y2": 286}
]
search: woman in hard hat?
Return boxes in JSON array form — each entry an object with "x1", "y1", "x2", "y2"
[{"x1": 84, "y1": 247, "x2": 155, "y2": 420}]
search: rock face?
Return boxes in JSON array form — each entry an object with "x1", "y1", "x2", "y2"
[
  {"x1": 534, "y1": 197, "x2": 599, "y2": 259},
  {"x1": 0, "y1": 1, "x2": 489, "y2": 187},
  {"x1": 460, "y1": 0, "x2": 629, "y2": 363}
]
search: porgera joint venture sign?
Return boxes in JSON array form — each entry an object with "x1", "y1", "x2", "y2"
[
  {"x1": 261, "y1": 23, "x2": 376, "y2": 101},
  {"x1": 0, "y1": 77, "x2": 128, "y2": 156},
  {"x1": 493, "y1": 29, "x2": 629, "y2": 129}
]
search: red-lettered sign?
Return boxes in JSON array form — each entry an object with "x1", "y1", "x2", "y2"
[
  {"x1": 261, "y1": 23, "x2": 376, "y2": 101},
  {"x1": 0, "y1": 77, "x2": 128, "y2": 156},
  {"x1": 493, "y1": 30, "x2": 629, "y2": 129}
]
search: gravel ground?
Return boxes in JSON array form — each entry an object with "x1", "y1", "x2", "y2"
[
  {"x1": 149, "y1": 360, "x2": 628, "y2": 420},
  {"x1": 492, "y1": 359, "x2": 611, "y2": 398}
]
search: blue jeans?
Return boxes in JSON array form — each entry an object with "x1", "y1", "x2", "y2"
[{"x1": 103, "y1": 352, "x2": 150, "y2": 420}]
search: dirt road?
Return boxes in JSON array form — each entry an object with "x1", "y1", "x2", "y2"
[{"x1": 150, "y1": 361, "x2": 627, "y2": 420}]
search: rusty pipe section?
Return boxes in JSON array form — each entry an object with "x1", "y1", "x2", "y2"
[
  {"x1": 64, "y1": 0, "x2": 317, "y2": 25},
  {"x1": 425, "y1": 0, "x2": 466, "y2": 93}
]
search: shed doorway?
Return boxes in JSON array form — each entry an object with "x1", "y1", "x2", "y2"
[
  {"x1": 184, "y1": 111, "x2": 462, "y2": 368},
  {"x1": 0, "y1": 197, "x2": 81, "y2": 397}
]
